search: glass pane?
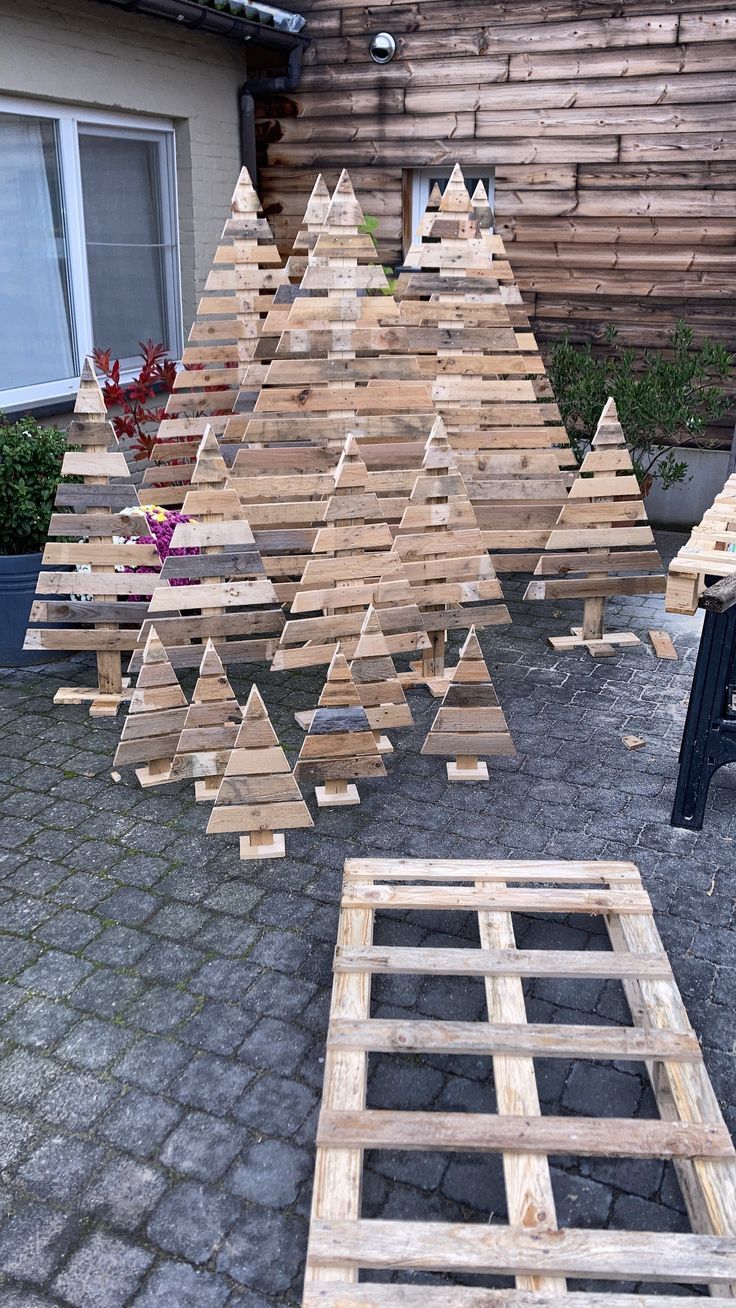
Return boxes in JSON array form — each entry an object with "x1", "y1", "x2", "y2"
[
  {"x1": 0, "y1": 113, "x2": 75, "y2": 391},
  {"x1": 79, "y1": 132, "x2": 174, "y2": 360}
]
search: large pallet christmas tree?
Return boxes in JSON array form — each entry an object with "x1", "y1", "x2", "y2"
[
  {"x1": 294, "y1": 646, "x2": 386, "y2": 807},
  {"x1": 141, "y1": 168, "x2": 286, "y2": 507},
  {"x1": 207, "y1": 685, "x2": 312, "y2": 860},
  {"x1": 24, "y1": 360, "x2": 159, "y2": 716},
  {"x1": 421, "y1": 627, "x2": 515, "y2": 780},
  {"x1": 524, "y1": 398, "x2": 665, "y2": 656}
]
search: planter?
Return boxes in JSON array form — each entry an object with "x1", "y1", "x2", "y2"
[{"x1": 0, "y1": 552, "x2": 47, "y2": 666}]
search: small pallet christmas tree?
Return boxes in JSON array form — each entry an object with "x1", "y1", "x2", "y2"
[
  {"x1": 294, "y1": 646, "x2": 387, "y2": 807},
  {"x1": 169, "y1": 640, "x2": 243, "y2": 801},
  {"x1": 524, "y1": 398, "x2": 666, "y2": 656},
  {"x1": 207, "y1": 685, "x2": 312, "y2": 859},
  {"x1": 421, "y1": 627, "x2": 515, "y2": 781},
  {"x1": 393, "y1": 417, "x2": 510, "y2": 693},
  {"x1": 350, "y1": 605, "x2": 413, "y2": 753},
  {"x1": 284, "y1": 173, "x2": 331, "y2": 282},
  {"x1": 113, "y1": 627, "x2": 188, "y2": 787},
  {"x1": 24, "y1": 359, "x2": 159, "y2": 716}
]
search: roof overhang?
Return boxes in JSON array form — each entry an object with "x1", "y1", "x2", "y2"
[{"x1": 92, "y1": 0, "x2": 308, "y2": 50}]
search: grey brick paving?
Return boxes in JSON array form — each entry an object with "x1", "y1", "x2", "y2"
[{"x1": 0, "y1": 532, "x2": 734, "y2": 1302}]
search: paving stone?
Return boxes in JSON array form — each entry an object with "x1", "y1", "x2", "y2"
[
  {"x1": 226, "y1": 1138, "x2": 311, "y2": 1206},
  {"x1": 136, "y1": 939, "x2": 204, "y2": 983},
  {"x1": 179, "y1": 1001, "x2": 254, "y2": 1056},
  {"x1": 190, "y1": 959, "x2": 259, "y2": 1003},
  {"x1": 232, "y1": 1073, "x2": 318, "y2": 1136},
  {"x1": 82, "y1": 1156, "x2": 168, "y2": 1232},
  {"x1": 147, "y1": 1181, "x2": 240, "y2": 1263},
  {"x1": 0, "y1": 937, "x2": 41, "y2": 979},
  {"x1": 148, "y1": 903, "x2": 209, "y2": 940},
  {"x1": 114, "y1": 1035, "x2": 192, "y2": 1092},
  {"x1": 55, "y1": 1018, "x2": 134, "y2": 1071},
  {"x1": 0, "y1": 1110, "x2": 35, "y2": 1168},
  {"x1": 171, "y1": 1053, "x2": 253, "y2": 1115},
  {"x1": 18, "y1": 1134, "x2": 106, "y2": 1202},
  {"x1": 126, "y1": 984, "x2": 198, "y2": 1034},
  {"x1": 70, "y1": 969, "x2": 143, "y2": 1018},
  {"x1": 216, "y1": 1206, "x2": 304, "y2": 1293},
  {"x1": 52, "y1": 1230, "x2": 153, "y2": 1308},
  {"x1": 160, "y1": 1112, "x2": 245, "y2": 1182},
  {"x1": 37, "y1": 1068, "x2": 120, "y2": 1129},
  {"x1": 0, "y1": 1202, "x2": 78, "y2": 1284},
  {"x1": 83, "y1": 924, "x2": 151, "y2": 966},
  {"x1": 99, "y1": 1089, "x2": 182, "y2": 1157},
  {"x1": 98, "y1": 887, "x2": 159, "y2": 926},
  {"x1": 238, "y1": 1019, "x2": 311, "y2": 1076},
  {"x1": 132, "y1": 1261, "x2": 230, "y2": 1307},
  {"x1": 0, "y1": 997, "x2": 76, "y2": 1050},
  {"x1": 51, "y1": 872, "x2": 111, "y2": 909},
  {"x1": 0, "y1": 1048, "x2": 60, "y2": 1108},
  {"x1": 562, "y1": 1062, "x2": 644, "y2": 1118},
  {"x1": 19, "y1": 950, "x2": 94, "y2": 999}
]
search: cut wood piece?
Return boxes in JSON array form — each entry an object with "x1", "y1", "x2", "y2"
[
  {"x1": 206, "y1": 684, "x2": 312, "y2": 858},
  {"x1": 649, "y1": 628, "x2": 678, "y2": 660},
  {"x1": 23, "y1": 360, "x2": 157, "y2": 710},
  {"x1": 294, "y1": 645, "x2": 387, "y2": 806},
  {"x1": 622, "y1": 734, "x2": 647, "y2": 750},
  {"x1": 303, "y1": 856, "x2": 736, "y2": 1298},
  {"x1": 421, "y1": 625, "x2": 515, "y2": 780},
  {"x1": 113, "y1": 627, "x2": 187, "y2": 787},
  {"x1": 169, "y1": 640, "x2": 243, "y2": 799},
  {"x1": 525, "y1": 398, "x2": 666, "y2": 654}
]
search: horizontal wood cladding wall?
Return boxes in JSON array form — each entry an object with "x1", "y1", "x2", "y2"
[{"x1": 256, "y1": 2, "x2": 736, "y2": 424}]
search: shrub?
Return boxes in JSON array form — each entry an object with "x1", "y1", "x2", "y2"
[
  {"x1": 548, "y1": 322, "x2": 733, "y2": 491},
  {"x1": 0, "y1": 417, "x2": 67, "y2": 555}
]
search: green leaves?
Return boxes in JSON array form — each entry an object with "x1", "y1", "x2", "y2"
[
  {"x1": 548, "y1": 322, "x2": 733, "y2": 492},
  {"x1": 0, "y1": 417, "x2": 67, "y2": 555},
  {"x1": 359, "y1": 215, "x2": 380, "y2": 236}
]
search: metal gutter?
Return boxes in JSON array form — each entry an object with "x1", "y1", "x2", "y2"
[{"x1": 93, "y1": 0, "x2": 308, "y2": 50}]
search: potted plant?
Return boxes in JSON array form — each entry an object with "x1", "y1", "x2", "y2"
[{"x1": 0, "y1": 415, "x2": 67, "y2": 665}]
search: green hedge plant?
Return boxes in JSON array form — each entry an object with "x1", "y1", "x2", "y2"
[
  {"x1": 0, "y1": 416, "x2": 67, "y2": 555},
  {"x1": 548, "y1": 322, "x2": 733, "y2": 492}
]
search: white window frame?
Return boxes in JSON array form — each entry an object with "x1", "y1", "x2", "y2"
[
  {"x1": 0, "y1": 95, "x2": 182, "y2": 412},
  {"x1": 409, "y1": 167, "x2": 495, "y2": 246}
]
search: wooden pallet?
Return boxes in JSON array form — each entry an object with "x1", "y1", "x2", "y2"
[
  {"x1": 303, "y1": 856, "x2": 736, "y2": 1302},
  {"x1": 666, "y1": 473, "x2": 736, "y2": 616}
]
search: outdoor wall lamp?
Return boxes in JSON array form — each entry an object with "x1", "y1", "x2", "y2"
[{"x1": 369, "y1": 32, "x2": 397, "y2": 62}]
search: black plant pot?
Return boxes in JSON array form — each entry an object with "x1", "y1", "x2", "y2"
[{"x1": 0, "y1": 551, "x2": 47, "y2": 666}]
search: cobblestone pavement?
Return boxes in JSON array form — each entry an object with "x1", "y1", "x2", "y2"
[{"x1": 0, "y1": 531, "x2": 734, "y2": 1306}]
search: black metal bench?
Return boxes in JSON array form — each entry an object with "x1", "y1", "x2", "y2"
[{"x1": 671, "y1": 572, "x2": 736, "y2": 830}]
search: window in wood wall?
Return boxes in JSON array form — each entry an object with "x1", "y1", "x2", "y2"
[{"x1": 403, "y1": 167, "x2": 495, "y2": 255}]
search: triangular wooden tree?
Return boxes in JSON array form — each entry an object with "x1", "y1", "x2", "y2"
[
  {"x1": 421, "y1": 626, "x2": 515, "y2": 781},
  {"x1": 393, "y1": 417, "x2": 510, "y2": 693},
  {"x1": 524, "y1": 398, "x2": 666, "y2": 656},
  {"x1": 350, "y1": 605, "x2": 413, "y2": 753},
  {"x1": 273, "y1": 435, "x2": 428, "y2": 669},
  {"x1": 141, "y1": 167, "x2": 286, "y2": 506},
  {"x1": 24, "y1": 359, "x2": 159, "y2": 716},
  {"x1": 285, "y1": 173, "x2": 331, "y2": 282},
  {"x1": 396, "y1": 163, "x2": 575, "y2": 574},
  {"x1": 294, "y1": 645, "x2": 387, "y2": 807},
  {"x1": 207, "y1": 685, "x2": 312, "y2": 860},
  {"x1": 169, "y1": 639, "x2": 243, "y2": 801},
  {"x1": 132, "y1": 427, "x2": 284, "y2": 672},
  {"x1": 113, "y1": 626, "x2": 188, "y2": 787},
  {"x1": 224, "y1": 169, "x2": 435, "y2": 463}
]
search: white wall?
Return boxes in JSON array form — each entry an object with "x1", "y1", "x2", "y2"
[{"x1": 0, "y1": 0, "x2": 250, "y2": 331}]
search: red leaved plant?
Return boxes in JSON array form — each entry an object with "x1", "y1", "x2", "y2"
[{"x1": 93, "y1": 341, "x2": 178, "y2": 461}]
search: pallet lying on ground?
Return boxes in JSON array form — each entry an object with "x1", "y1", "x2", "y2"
[
  {"x1": 303, "y1": 856, "x2": 736, "y2": 1301},
  {"x1": 666, "y1": 472, "x2": 736, "y2": 615}
]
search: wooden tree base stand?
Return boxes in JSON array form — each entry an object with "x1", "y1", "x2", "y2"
[
  {"x1": 194, "y1": 777, "x2": 221, "y2": 802},
  {"x1": 135, "y1": 762, "x2": 176, "y2": 788},
  {"x1": 303, "y1": 856, "x2": 736, "y2": 1300},
  {"x1": 294, "y1": 709, "x2": 393, "y2": 753},
  {"x1": 316, "y1": 782, "x2": 360, "y2": 807},
  {"x1": 447, "y1": 756, "x2": 488, "y2": 782},
  {"x1": 401, "y1": 662, "x2": 455, "y2": 698},
  {"x1": 54, "y1": 682, "x2": 132, "y2": 717},
  {"x1": 240, "y1": 832, "x2": 286, "y2": 860},
  {"x1": 548, "y1": 627, "x2": 642, "y2": 658}
]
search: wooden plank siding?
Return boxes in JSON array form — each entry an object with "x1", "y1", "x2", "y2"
[{"x1": 255, "y1": 2, "x2": 736, "y2": 443}]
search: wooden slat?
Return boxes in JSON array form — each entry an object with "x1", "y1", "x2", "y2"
[{"x1": 334, "y1": 944, "x2": 671, "y2": 980}]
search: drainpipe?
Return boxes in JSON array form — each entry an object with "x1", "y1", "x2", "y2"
[{"x1": 240, "y1": 41, "x2": 306, "y2": 187}]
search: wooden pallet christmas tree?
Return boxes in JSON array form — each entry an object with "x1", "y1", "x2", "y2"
[
  {"x1": 207, "y1": 685, "x2": 312, "y2": 860},
  {"x1": 666, "y1": 472, "x2": 736, "y2": 614},
  {"x1": 24, "y1": 360, "x2": 159, "y2": 716},
  {"x1": 421, "y1": 626, "x2": 515, "y2": 780},
  {"x1": 393, "y1": 417, "x2": 510, "y2": 693},
  {"x1": 284, "y1": 173, "x2": 331, "y2": 283},
  {"x1": 133, "y1": 427, "x2": 284, "y2": 672},
  {"x1": 294, "y1": 646, "x2": 386, "y2": 807},
  {"x1": 273, "y1": 435, "x2": 429, "y2": 669},
  {"x1": 524, "y1": 397, "x2": 666, "y2": 656},
  {"x1": 349, "y1": 605, "x2": 413, "y2": 753},
  {"x1": 141, "y1": 167, "x2": 286, "y2": 507},
  {"x1": 113, "y1": 626, "x2": 188, "y2": 787},
  {"x1": 169, "y1": 639, "x2": 243, "y2": 801},
  {"x1": 396, "y1": 164, "x2": 575, "y2": 573}
]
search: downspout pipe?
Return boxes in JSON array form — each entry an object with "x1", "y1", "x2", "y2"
[{"x1": 240, "y1": 41, "x2": 306, "y2": 186}]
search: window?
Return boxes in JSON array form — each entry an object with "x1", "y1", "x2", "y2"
[
  {"x1": 406, "y1": 167, "x2": 495, "y2": 253},
  {"x1": 0, "y1": 98, "x2": 181, "y2": 410}
]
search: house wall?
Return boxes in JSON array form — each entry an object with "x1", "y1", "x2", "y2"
[
  {"x1": 0, "y1": 0, "x2": 249, "y2": 333},
  {"x1": 256, "y1": 0, "x2": 736, "y2": 448}
]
